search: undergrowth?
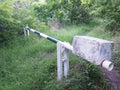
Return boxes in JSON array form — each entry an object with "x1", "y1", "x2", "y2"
[{"x1": 0, "y1": 18, "x2": 116, "y2": 90}]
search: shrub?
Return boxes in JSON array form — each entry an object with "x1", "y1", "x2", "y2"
[
  {"x1": 0, "y1": 0, "x2": 40, "y2": 45},
  {"x1": 87, "y1": 0, "x2": 120, "y2": 33},
  {"x1": 0, "y1": 2, "x2": 23, "y2": 45},
  {"x1": 34, "y1": 0, "x2": 91, "y2": 25}
]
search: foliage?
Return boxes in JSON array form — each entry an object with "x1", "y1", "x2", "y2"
[
  {"x1": 34, "y1": 1, "x2": 67, "y2": 24},
  {"x1": 12, "y1": 0, "x2": 37, "y2": 27},
  {"x1": 0, "y1": 2, "x2": 23, "y2": 45},
  {"x1": 85, "y1": 0, "x2": 120, "y2": 33},
  {"x1": 0, "y1": 0, "x2": 40, "y2": 45},
  {"x1": 66, "y1": 0, "x2": 91, "y2": 24},
  {"x1": 112, "y1": 52, "x2": 120, "y2": 71},
  {"x1": 63, "y1": 63, "x2": 111, "y2": 90},
  {"x1": 104, "y1": 4, "x2": 120, "y2": 32},
  {"x1": 34, "y1": 0, "x2": 91, "y2": 25},
  {"x1": 0, "y1": 19, "x2": 114, "y2": 90},
  {"x1": 0, "y1": 0, "x2": 119, "y2": 89},
  {"x1": 96, "y1": 0, "x2": 120, "y2": 32}
]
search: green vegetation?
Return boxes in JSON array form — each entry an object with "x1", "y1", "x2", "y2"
[
  {"x1": 0, "y1": 18, "x2": 116, "y2": 90},
  {"x1": 85, "y1": 0, "x2": 120, "y2": 33},
  {"x1": 34, "y1": 0, "x2": 91, "y2": 25},
  {"x1": 0, "y1": 0, "x2": 120, "y2": 90},
  {"x1": 0, "y1": 0, "x2": 38, "y2": 45},
  {"x1": 0, "y1": 1, "x2": 22, "y2": 44},
  {"x1": 0, "y1": 0, "x2": 120, "y2": 45}
]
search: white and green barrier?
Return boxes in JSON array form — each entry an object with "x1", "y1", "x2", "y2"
[{"x1": 25, "y1": 26, "x2": 114, "y2": 82}]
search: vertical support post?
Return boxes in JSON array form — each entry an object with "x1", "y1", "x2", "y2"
[
  {"x1": 63, "y1": 48, "x2": 69, "y2": 79},
  {"x1": 25, "y1": 25, "x2": 30, "y2": 36},
  {"x1": 57, "y1": 42, "x2": 63, "y2": 82},
  {"x1": 57, "y1": 42, "x2": 70, "y2": 82},
  {"x1": 27, "y1": 29, "x2": 30, "y2": 36},
  {"x1": 24, "y1": 28, "x2": 26, "y2": 36}
]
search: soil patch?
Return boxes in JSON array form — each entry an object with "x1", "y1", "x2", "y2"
[{"x1": 101, "y1": 68, "x2": 120, "y2": 90}]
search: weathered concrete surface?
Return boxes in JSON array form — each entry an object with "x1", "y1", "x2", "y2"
[{"x1": 72, "y1": 36, "x2": 113, "y2": 65}]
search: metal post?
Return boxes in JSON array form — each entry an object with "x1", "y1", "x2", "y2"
[{"x1": 25, "y1": 26, "x2": 59, "y2": 43}]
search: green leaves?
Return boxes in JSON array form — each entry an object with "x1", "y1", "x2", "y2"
[
  {"x1": 34, "y1": 0, "x2": 91, "y2": 25},
  {"x1": 0, "y1": 0, "x2": 39, "y2": 45}
]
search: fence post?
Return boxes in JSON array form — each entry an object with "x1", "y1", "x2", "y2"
[
  {"x1": 57, "y1": 42, "x2": 63, "y2": 82},
  {"x1": 63, "y1": 48, "x2": 69, "y2": 79},
  {"x1": 27, "y1": 29, "x2": 30, "y2": 36},
  {"x1": 57, "y1": 42, "x2": 70, "y2": 82},
  {"x1": 24, "y1": 28, "x2": 27, "y2": 36}
]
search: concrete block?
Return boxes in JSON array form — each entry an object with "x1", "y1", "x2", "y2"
[{"x1": 72, "y1": 36, "x2": 113, "y2": 65}]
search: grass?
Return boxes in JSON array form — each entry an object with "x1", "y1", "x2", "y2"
[{"x1": 0, "y1": 18, "x2": 118, "y2": 90}]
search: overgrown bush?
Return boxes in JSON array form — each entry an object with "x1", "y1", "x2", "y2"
[
  {"x1": 0, "y1": 0, "x2": 39, "y2": 45},
  {"x1": 0, "y1": 2, "x2": 23, "y2": 45},
  {"x1": 69, "y1": 3, "x2": 91, "y2": 24},
  {"x1": 34, "y1": 0, "x2": 91, "y2": 25},
  {"x1": 86, "y1": 0, "x2": 120, "y2": 33},
  {"x1": 64, "y1": 62, "x2": 112, "y2": 90},
  {"x1": 104, "y1": 4, "x2": 120, "y2": 32},
  {"x1": 12, "y1": 0, "x2": 38, "y2": 28},
  {"x1": 34, "y1": 1, "x2": 66, "y2": 24}
]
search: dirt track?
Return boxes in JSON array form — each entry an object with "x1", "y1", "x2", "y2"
[{"x1": 102, "y1": 68, "x2": 120, "y2": 90}]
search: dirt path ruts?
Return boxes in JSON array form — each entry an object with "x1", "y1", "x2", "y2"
[{"x1": 101, "y1": 68, "x2": 120, "y2": 90}]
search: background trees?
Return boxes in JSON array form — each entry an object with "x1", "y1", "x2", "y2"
[
  {"x1": 0, "y1": 0, "x2": 37, "y2": 45},
  {"x1": 0, "y1": 0, "x2": 120, "y2": 43},
  {"x1": 0, "y1": 1, "x2": 22, "y2": 44},
  {"x1": 84, "y1": 0, "x2": 120, "y2": 32},
  {"x1": 34, "y1": 0, "x2": 91, "y2": 25}
]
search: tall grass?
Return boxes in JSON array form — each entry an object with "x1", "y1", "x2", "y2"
[{"x1": 0, "y1": 18, "x2": 114, "y2": 90}]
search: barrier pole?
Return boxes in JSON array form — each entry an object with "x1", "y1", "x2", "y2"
[
  {"x1": 25, "y1": 26, "x2": 60, "y2": 43},
  {"x1": 25, "y1": 26, "x2": 72, "y2": 82},
  {"x1": 25, "y1": 26, "x2": 114, "y2": 82}
]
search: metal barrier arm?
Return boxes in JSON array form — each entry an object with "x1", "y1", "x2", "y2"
[
  {"x1": 25, "y1": 26, "x2": 73, "y2": 51},
  {"x1": 25, "y1": 26, "x2": 60, "y2": 43},
  {"x1": 25, "y1": 26, "x2": 72, "y2": 82},
  {"x1": 25, "y1": 26, "x2": 114, "y2": 82}
]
